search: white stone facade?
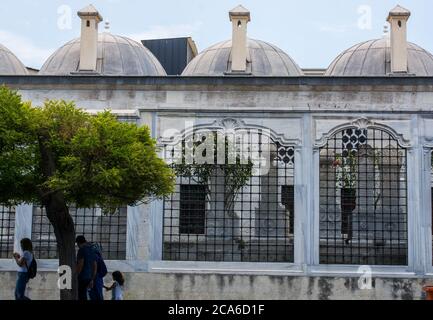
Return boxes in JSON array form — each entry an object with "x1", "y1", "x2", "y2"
[{"x1": 0, "y1": 76, "x2": 433, "y2": 299}]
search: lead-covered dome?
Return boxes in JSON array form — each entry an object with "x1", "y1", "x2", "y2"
[
  {"x1": 326, "y1": 38, "x2": 433, "y2": 76},
  {"x1": 39, "y1": 33, "x2": 166, "y2": 76},
  {"x1": 0, "y1": 44, "x2": 28, "y2": 75},
  {"x1": 182, "y1": 39, "x2": 302, "y2": 76}
]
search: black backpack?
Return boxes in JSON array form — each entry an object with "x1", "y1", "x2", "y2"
[
  {"x1": 26, "y1": 256, "x2": 37, "y2": 279},
  {"x1": 90, "y1": 242, "x2": 107, "y2": 278},
  {"x1": 96, "y1": 254, "x2": 107, "y2": 278}
]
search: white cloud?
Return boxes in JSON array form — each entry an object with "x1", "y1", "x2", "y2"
[
  {"x1": 0, "y1": 30, "x2": 55, "y2": 69},
  {"x1": 128, "y1": 21, "x2": 203, "y2": 41}
]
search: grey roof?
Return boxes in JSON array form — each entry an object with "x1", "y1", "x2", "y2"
[
  {"x1": 0, "y1": 44, "x2": 28, "y2": 75},
  {"x1": 182, "y1": 39, "x2": 303, "y2": 76},
  {"x1": 326, "y1": 38, "x2": 433, "y2": 76},
  {"x1": 142, "y1": 38, "x2": 197, "y2": 75},
  {"x1": 39, "y1": 33, "x2": 167, "y2": 76}
]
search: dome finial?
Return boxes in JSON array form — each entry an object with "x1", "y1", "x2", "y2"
[
  {"x1": 77, "y1": 4, "x2": 103, "y2": 72},
  {"x1": 105, "y1": 21, "x2": 110, "y2": 32},
  {"x1": 387, "y1": 5, "x2": 411, "y2": 73},
  {"x1": 229, "y1": 5, "x2": 251, "y2": 73},
  {"x1": 229, "y1": 5, "x2": 251, "y2": 22}
]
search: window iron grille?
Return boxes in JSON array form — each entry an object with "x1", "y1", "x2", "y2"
[
  {"x1": 163, "y1": 130, "x2": 295, "y2": 262},
  {"x1": 0, "y1": 206, "x2": 15, "y2": 259},
  {"x1": 31, "y1": 206, "x2": 127, "y2": 260},
  {"x1": 319, "y1": 128, "x2": 408, "y2": 265}
]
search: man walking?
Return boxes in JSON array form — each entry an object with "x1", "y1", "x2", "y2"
[{"x1": 76, "y1": 235, "x2": 97, "y2": 301}]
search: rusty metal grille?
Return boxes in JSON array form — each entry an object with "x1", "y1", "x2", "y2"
[
  {"x1": 319, "y1": 128, "x2": 408, "y2": 265},
  {"x1": 0, "y1": 206, "x2": 15, "y2": 258},
  {"x1": 31, "y1": 207, "x2": 127, "y2": 260},
  {"x1": 163, "y1": 130, "x2": 295, "y2": 262}
]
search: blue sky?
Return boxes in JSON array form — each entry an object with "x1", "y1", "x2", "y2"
[{"x1": 0, "y1": 0, "x2": 432, "y2": 69}]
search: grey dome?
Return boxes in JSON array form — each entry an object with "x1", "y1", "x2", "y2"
[
  {"x1": 182, "y1": 39, "x2": 302, "y2": 76},
  {"x1": 39, "y1": 33, "x2": 166, "y2": 76},
  {"x1": 326, "y1": 38, "x2": 433, "y2": 76},
  {"x1": 0, "y1": 44, "x2": 28, "y2": 75}
]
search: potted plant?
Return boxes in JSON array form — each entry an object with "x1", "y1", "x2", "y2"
[
  {"x1": 423, "y1": 286, "x2": 433, "y2": 300},
  {"x1": 333, "y1": 152, "x2": 357, "y2": 244}
]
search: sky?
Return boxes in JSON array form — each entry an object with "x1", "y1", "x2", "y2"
[{"x1": 0, "y1": 0, "x2": 432, "y2": 69}]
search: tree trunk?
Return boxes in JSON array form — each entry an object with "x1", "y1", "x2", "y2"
[
  {"x1": 38, "y1": 135, "x2": 78, "y2": 300},
  {"x1": 45, "y1": 197, "x2": 77, "y2": 300}
]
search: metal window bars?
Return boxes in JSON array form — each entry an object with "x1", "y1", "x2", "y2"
[
  {"x1": 0, "y1": 206, "x2": 15, "y2": 259},
  {"x1": 319, "y1": 128, "x2": 408, "y2": 265},
  {"x1": 162, "y1": 130, "x2": 295, "y2": 262},
  {"x1": 31, "y1": 206, "x2": 127, "y2": 260}
]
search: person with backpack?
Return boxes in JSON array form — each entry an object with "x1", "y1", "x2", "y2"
[
  {"x1": 13, "y1": 238, "x2": 36, "y2": 300},
  {"x1": 88, "y1": 242, "x2": 107, "y2": 301},
  {"x1": 75, "y1": 235, "x2": 98, "y2": 301}
]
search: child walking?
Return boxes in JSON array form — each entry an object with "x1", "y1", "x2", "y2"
[{"x1": 104, "y1": 271, "x2": 124, "y2": 300}]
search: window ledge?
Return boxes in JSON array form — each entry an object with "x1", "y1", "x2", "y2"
[
  {"x1": 0, "y1": 259, "x2": 425, "y2": 278},
  {"x1": 0, "y1": 259, "x2": 148, "y2": 272},
  {"x1": 307, "y1": 265, "x2": 417, "y2": 278},
  {"x1": 148, "y1": 261, "x2": 304, "y2": 275}
]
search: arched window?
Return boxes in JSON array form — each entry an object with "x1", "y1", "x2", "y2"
[
  {"x1": 319, "y1": 126, "x2": 407, "y2": 265},
  {"x1": 163, "y1": 128, "x2": 295, "y2": 262}
]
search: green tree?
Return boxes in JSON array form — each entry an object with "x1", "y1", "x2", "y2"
[
  {"x1": 0, "y1": 87, "x2": 174, "y2": 300},
  {"x1": 173, "y1": 132, "x2": 254, "y2": 213}
]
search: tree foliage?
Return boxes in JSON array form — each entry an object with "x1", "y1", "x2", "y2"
[
  {"x1": 0, "y1": 85, "x2": 174, "y2": 300},
  {"x1": 0, "y1": 85, "x2": 174, "y2": 212},
  {"x1": 172, "y1": 132, "x2": 254, "y2": 211}
]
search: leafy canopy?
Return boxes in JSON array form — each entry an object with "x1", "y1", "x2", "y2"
[
  {"x1": 0, "y1": 86, "x2": 174, "y2": 209},
  {"x1": 172, "y1": 132, "x2": 254, "y2": 211}
]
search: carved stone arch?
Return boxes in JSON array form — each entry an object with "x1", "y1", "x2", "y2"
[
  {"x1": 315, "y1": 117, "x2": 411, "y2": 149},
  {"x1": 161, "y1": 117, "x2": 300, "y2": 147}
]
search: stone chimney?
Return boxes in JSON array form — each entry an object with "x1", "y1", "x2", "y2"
[
  {"x1": 387, "y1": 5, "x2": 411, "y2": 73},
  {"x1": 77, "y1": 4, "x2": 103, "y2": 72},
  {"x1": 229, "y1": 5, "x2": 250, "y2": 73}
]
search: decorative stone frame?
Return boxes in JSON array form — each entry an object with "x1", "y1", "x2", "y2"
[
  {"x1": 149, "y1": 117, "x2": 304, "y2": 273},
  {"x1": 313, "y1": 117, "x2": 410, "y2": 267},
  {"x1": 308, "y1": 116, "x2": 425, "y2": 277},
  {"x1": 420, "y1": 116, "x2": 433, "y2": 276}
]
